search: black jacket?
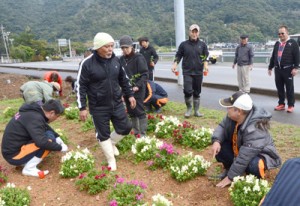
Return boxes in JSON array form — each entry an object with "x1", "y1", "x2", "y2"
[
  {"x1": 139, "y1": 45, "x2": 158, "y2": 70},
  {"x1": 175, "y1": 38, "x2": 209, "y2": 75},
  {"x1": 2, "y1": 103, "x2": 62, "y2": 161},
  {"x1": 77, "y1": 52, "x2": 134, "y2": 114},
  {"x1": 268, "y1": 39, "x2": 299, "y2": 69},
  {"x1": 119, "y1": 53, "x2": 148, "y2": 92}
]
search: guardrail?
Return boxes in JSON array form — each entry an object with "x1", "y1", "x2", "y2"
[{"x1": 157, "y1": 51, "x2": 272, "y2": 63}]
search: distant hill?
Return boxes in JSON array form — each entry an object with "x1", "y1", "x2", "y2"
[{"x1": 0, "y1": 0, "x2": 300, "y2": 46}]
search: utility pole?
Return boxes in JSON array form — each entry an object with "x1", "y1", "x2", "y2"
[
  {"x1": 1, "y1": 24, "x2": 10, "y2": 63},
  {"x1": 174, "y1": 0, "x2": 185, "y2": 85},
  {"x1": 69, "y1": 39, "x2": 72, "y2": 57}
]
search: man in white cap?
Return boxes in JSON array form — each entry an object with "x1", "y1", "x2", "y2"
[
  {"x1": 210, "y1": 91, "x2": 281, "y2": 188},
  {"x1": 171, "y1": 24, "x2": 209, "y2": 118},
  {"x1": 20, "y1": 81, "x2": 61, "y2": 105},
  {"x1": 77, "y1": 32, "x2": 136, "y2": 171}
]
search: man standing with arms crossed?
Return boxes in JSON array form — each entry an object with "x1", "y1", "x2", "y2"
[
  {"x1": 171, "y1": 24, "x2": 209, "y2": 118},
  {"x1": 77, "y1": 32, "x2": 136, "y2": 171},
  {"x1": 232, "y1": 34, "x2": 254, "y2": 93},
  {"x1": 268, "y1": 25, "x2": 299, "y2": 113}
]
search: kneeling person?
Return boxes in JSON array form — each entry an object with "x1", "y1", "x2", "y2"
[
  {"x1": 211, "y1": 91, "x2": 281, "y2": 187},
  {"x1": 1, "y1": 99, "x2": 68, "y2": 178}
]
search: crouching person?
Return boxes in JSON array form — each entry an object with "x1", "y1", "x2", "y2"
[
  {"x1": 144, "y1": 80, "x2": 168, "y2": 113},
  {"x1": 1, "y1": 99, "x2": 68, "y2": 178},
  {"x1": 210, "y1": 91, "x2": 281, "y2": 188}
]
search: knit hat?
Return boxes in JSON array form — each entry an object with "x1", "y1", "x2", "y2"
[
  {"x1": 92, "y1": 32, "x2": 114, "y2": 50},
  {"x1": 219, "y1": 91, "x2": 253, "y2": 111},
  {"x1": 50, "y1": 82, "x2": 61, "y2": 91},
  {"x1": 119, "y1": 35, "x2": 133, "y2": 47}
]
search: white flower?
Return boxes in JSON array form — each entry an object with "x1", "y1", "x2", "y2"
[
  {"x1": 27, "y1": 186, "x2": 32, "y2": 191},
  {"x1": 6, "y1": 182, "x2": 15, "y2": 188}
]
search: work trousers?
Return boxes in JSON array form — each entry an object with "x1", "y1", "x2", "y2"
[
  {"x1": 7, "y1": 130, "x2": 56, "y2": 166},
  {"x1": 237, "y1": 65, "x2": 251, "y2": 93},
  {"x1": 215, "y1": 139, "x2": 266, "y2": 178},
  {"x1": 183, "y1": 75, "x2": 203, "y2": 98},
  {"x1": 274, "y1": 67, "x2": 295, "y2": 107},
  {"x1": 91, "y1": 103, "x2": 132, "y2": 141}
]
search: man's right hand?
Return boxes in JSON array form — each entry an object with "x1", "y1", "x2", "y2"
[
  {"x1": 79, "y1": 110, "x2": 88, "y2": 122},
  {"x1": 232, "y1": 64, "x2": 236, "y2": 69},
  {"x1": 171, "y1": 62, "x2": 177, "y2": 73},
  {"x1": 212, "y1": 141, "x2": 221, "y2": 159},
  {"x1": 268, "y1": 69, "x2": 272, "y2": 76}
]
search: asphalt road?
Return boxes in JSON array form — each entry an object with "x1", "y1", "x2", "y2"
[{"x1": 0, "y1": 60, "x2": 299, "y2": 126}]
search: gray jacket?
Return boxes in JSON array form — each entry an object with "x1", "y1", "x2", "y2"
[
  {"x1": 233, "y1": 43, "x2": 254, "y2": 66},
  {"x1": 212, "y1": 105, "x2": 281, "y2": 180},
  {"x1": 20, "y1": 81, "x2": 54, "y2": 103}
]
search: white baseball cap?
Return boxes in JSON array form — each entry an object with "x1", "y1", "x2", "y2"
[
  {"x1": 92, "y1": 32, "x2": 114, "y2": 50},
  {"x1": 219, "y1": 91, "x2": 253, "y2": 111}
]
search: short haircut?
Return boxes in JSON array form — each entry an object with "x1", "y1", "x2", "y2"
[
  {"x1": 65, "y1": 76, "x2": 74, "y2": 83},
  {"x1": 279, "y1": 25, "x2": 288, "y2": 32},
  {"x1": 42, "y1": 99, "x2": 64, "y2": 114}
]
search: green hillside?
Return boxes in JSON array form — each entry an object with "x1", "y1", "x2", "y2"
[{"x1": 0, "y1": 0, "x2": 300, "y2": 45}]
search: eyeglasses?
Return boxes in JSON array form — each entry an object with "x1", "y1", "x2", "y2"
[{"x1": 278, "y1": 33, "x2": 285, "y2": 35}]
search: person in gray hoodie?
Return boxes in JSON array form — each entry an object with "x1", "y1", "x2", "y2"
[{"x1": 211, "y1": 91, "x2": 281, "y2": 188}]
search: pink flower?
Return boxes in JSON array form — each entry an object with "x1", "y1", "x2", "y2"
[
  {"x1": 116, "y1": 177, "x2": 125, "y2": 183},
  {"x1": 109, "y1": 200, "x2": 118, "y2": 206},
  {"x1": 78, "y1": 173, "x2": 85, "y2": 179},
  {"x1": 136, "y1": 193, "x2": 144, "y2": 200}
]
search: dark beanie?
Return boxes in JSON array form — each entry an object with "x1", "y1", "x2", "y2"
[{"x1": 119, "y1": 35, "x2": 133, "y2": 47}]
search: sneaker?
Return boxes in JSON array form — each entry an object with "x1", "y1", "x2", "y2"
[
  {"x1": 287, "y1": 106, "x2": 294, "y2": 113},
  {"x1": 208, "y1": 169, "x2": 228, "y2": 180},
  {"x1": 274, "y1": 104, "x2": 285, "y2": 111}
]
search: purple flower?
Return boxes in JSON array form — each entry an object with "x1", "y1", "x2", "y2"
[
  {"x1": 109, "y1": 200, "x2": 118, "y2": 206},
  {"x1": 147, "y1": 161, "x2": 154, "y2": 166}
]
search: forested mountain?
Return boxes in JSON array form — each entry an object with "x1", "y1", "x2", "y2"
[{"x1": 0, "y1": 0, "x2": 300, "y2": 46}]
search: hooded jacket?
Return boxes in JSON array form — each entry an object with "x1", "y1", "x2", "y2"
[
  {"x1": 2, "y1": 103, "x2": 62, "y2": 161},
  {"x1": 212, "y1": 105, "x2": 281, "y2": 180},
  {"x1": 174, "y1": 38, "x2": 209, "y2": 75},
  {"x1": 120, "y1": 52, "x2": 148, "y2": 95},
  {"x1": 77, "y1": 52, "x2": 134, "y2": 114},
  {"x1": 20, "y1": 81, "x2": 54, "y2": 103}
]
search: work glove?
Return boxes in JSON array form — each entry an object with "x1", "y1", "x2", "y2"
[
  {"x1": 56, "y1": 137, "x2": 64, "y2": 145},
  {"x1": 61, "y1": 143, "x2": 68, "y2": 152}
]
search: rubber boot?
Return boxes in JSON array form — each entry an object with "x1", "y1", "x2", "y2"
[
  {"x1": 111, "y1": 131, "x2": 124, "y2": 156},
  {"x1": 184, "y1": 96, "x2": 193, "y2": 118},
  {"x1": 139, "y1": 117, "x2": 148, "y2": 137},
  {"x1": 99, "y1": 139, "x2": 117, "y2": 171},
  {"x1": 131, "y1": 117, "x2": 140, "y2": 135},
  {"x1": 193, "y1": 97, "x2": 203, "y2": 117},
  {"x1": 22, "y1": 156, "x2": 49, "y2": 178}
]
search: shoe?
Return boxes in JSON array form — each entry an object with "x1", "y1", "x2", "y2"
[
  {"x1": 208, "y1": 169, "x2": 228, "y2": 180},
  {"x1": 287, "y1": 106, "x2": 294, "y2": 113},
  {"x1": 274, "y1": 104, "x2": 285, "y2": 111}
]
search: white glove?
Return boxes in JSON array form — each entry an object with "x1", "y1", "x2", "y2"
[
  {"x1": 56, "y1": 137, "x2": 64, "y2": 145},
  {"x1": 61, "y1": 143, "x2": 68, "y2": 152}
]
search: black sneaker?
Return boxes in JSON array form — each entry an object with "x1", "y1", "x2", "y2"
[{"x1": 208, "y1": 169, "x2": 228, "y2": 180}]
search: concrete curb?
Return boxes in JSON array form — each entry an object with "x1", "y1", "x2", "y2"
[{"x1": 155, "y1": 77, "x2": 300, "y2": 99}]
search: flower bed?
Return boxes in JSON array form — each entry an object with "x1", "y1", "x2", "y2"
[
  {"x1": 59, "y1": 147, "x2": 95, "y2": 178},
  {"x1": 229, "y1": 174, "x2": 270, "y2": 206}
]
